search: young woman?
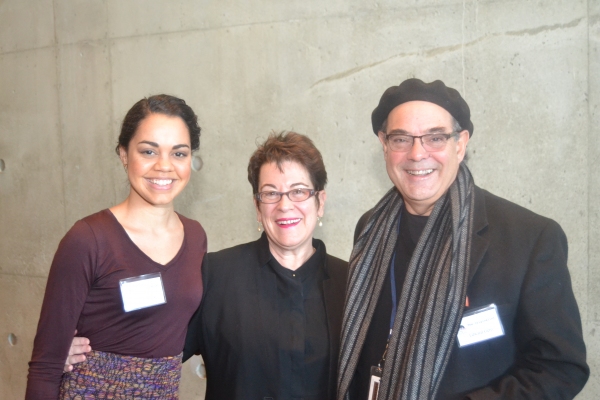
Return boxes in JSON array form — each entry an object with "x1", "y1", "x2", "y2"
[{"x1": 26, "y1": 95, "x2": 206, "y2": 399}]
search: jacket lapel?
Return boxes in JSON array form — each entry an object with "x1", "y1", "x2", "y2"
[
  {"x1": 322, "y1": 255, "x2": 345, "y2": 399},
  {"x1": 468, "y1": 187, "x2": 490, "y2": 285},
  {"x1": 252, "y1": 235, "x2": 281, "y2": 394}
]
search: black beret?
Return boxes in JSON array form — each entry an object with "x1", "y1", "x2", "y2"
[{"x1": 371, "y1": 78, "x2": 474, "y2": 136}]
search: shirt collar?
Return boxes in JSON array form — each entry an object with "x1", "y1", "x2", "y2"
[{"x1": 257, "y1": 232, "x2": 328, "y2": 277}]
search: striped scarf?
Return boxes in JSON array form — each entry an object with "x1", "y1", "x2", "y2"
[{"x1": 338, "y1": 162, "x2": 475, "y2": 400}]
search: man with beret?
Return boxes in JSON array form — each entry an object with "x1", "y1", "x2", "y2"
[{"x1": 337, "y1": 78, "x2": 589, "y2": 400}]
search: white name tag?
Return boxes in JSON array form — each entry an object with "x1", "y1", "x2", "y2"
[
  {"x1": 119, "y1": 273, "x2": 167, "y2": 312},
  {"x1": 368, "y1": 366, "x2": 382, "y2": 400},
  {"x1": 457, "y1": 303, "x2": 504, "y2": 347}
]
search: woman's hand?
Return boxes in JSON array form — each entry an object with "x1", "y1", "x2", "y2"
[{"x1": 63, "y1": 331, "x2": 92, "y2": 373}]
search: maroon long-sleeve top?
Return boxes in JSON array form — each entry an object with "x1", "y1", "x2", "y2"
[{"x1": 26, "y1": 209, "x2": 206, "y2": 399}]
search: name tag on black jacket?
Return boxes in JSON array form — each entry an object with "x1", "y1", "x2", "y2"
[{"x1": 457, "y1": 303, "x2": 504, "y2": 347}]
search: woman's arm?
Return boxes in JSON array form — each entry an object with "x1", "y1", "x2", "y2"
[{"x1": 25, "y1": 221, "x2": 97, "y2": 399}]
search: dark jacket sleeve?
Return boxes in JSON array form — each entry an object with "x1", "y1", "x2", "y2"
[
  {"x1": 464, "y1": 219, "x2": 589, "y2": 399},
  {"x1": 324, "y1": 254, "x2": 349, "y2": 400},
  {"x1": 183, "y1": 256, "x2": 209, "y2": 362},
  {"x1": 183, "y1": 300, "x2": 203, "y2": 362}
]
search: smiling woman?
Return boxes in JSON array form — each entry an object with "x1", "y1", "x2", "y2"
[
  {"x1": 120, "y1": 114, "x2": 192, "y2": 209},
  {"x1": 255, "y1": 160, "x2": 326, "y2": 269},
  {"x1": 183, "y1": 132, "x2": 348, "y2": 400},
  {"x1": 25, "y1": 95, "x2": 207, "y2": 399}
]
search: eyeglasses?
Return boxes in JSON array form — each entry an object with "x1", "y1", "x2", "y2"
[
  {"x1": 255, "y1": 188, "x2": 318, "y2": 204},
  {"x1": 385, "y1": 132, "x2": 459, "y2": 152}
]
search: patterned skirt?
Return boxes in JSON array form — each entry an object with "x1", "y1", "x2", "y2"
[{"x1": 59, "y1": 350, "x2": 182, "y2": 399}]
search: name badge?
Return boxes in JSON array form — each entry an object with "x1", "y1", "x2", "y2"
[
  {"x1": 368, "y1": 365, "x2": 382, "y2": 400},
  {"x1": 457, "y1": 303, "x2": 504, "y2": 347},
  {"x1": 119, "y1": 273, "x2": 167, "y2": 312}
]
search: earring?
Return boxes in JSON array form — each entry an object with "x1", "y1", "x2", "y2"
[
  {"x1": 317, "y1": 217, "x2": 323, "y2": 227},
  {"x1": 123, "y1": 164, "x2": 128, "y2": 172},
  {"x1": 257, "y1": 221, "x2": 263, "y2": 232}
]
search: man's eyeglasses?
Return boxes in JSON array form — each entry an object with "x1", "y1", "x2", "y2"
[
  {"x1": 384, "y1": 132, "x2": 459, "y2": 152},
  {"x1": 255, "y1": 188, "x2": 318, "y2": 204}
]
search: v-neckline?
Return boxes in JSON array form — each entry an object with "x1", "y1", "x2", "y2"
[{"x1": 105, "y1": 209, "x2": 186, "y2": 270}]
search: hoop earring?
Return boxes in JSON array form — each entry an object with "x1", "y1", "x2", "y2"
[
  {"x1": 123, "y1": 164, "x2": 128, "y2": 173},
  {"x1": 257, "y1": 221, "x2": 263, "y2": 232},
  {"x1": 317, "y1": 217, "x2": 323, "y2": 227}
]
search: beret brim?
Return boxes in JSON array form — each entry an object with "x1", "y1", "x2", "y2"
[{"x1": 371, "y1": 79, "x2": 474, "y2": 136}]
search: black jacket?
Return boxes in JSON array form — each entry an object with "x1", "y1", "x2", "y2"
[
  {"x1": 184, "y1": 234, "x2": 348, "y2": 400},
  {"x1": 352, "y1": 186, "x2": 589, "y2": 399}
]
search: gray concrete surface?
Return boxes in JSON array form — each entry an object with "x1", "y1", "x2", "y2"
[{"x1": 0, "y1": 0, "x2": 597, "y2": 398}]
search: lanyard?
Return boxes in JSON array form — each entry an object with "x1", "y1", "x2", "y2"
[
  {"x1": 389, "y1": 250, "x2": 398, "y2": 338},
  {"x1": 388, "y1": 214, "x2": 401, "y2": 338}
]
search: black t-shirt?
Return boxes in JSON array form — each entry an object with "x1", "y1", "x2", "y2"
[{"x1": 350, "y1": 206, "x2": 428, "y2": 400}]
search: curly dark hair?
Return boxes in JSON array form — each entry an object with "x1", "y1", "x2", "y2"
[
  {"x1": 247, "y1": 131, "x2": 327, "y2": 195},
  {"x1": 115, "y1": 94, "x2": 201, "y2": 155}
]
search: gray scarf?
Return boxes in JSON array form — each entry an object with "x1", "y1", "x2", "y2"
[{"x1": 338, "y1": 162, "x2": 475, "y2": 400}]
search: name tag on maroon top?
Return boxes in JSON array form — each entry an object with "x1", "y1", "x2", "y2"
[{"x1": 119, "y1": 272, "x2": 167, "y2": 312}]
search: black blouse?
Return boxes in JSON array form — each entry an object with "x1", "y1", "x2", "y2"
[
  {"x1": 268, "y1": 239, "x2": 330, "y2": 400},
  {"x1": 184, "y1": 232, "x2": 342, "y2": 400}
]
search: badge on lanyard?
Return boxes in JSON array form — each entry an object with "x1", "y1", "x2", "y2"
[
  {"x1": 457, "y1": 303, "x2": 504, "y2": 347},
  {"x1": 119, "y1": 272, "x2": 167, "y2": 312},
  {"x1": 368, "y1": 365, "x2": 383, "y2": 400}
]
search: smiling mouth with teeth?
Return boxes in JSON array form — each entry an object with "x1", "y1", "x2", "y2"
[
  {"x1": 277, "y1": 219, "x2": 301, "y2": 225},
  {"x1": 148, "y1": 179, "x2": 174, "y2": 186},
  {"x1": 407, "y1": 169, "x2": 434, "y2": 176}
]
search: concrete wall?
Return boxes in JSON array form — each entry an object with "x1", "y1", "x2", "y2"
[{"x1": 0, "y1": 0, "x2": 596, "y2": 398}]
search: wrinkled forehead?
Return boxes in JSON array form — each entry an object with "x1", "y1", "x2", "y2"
[{"x1": 386, "y1": 101, "x2": 455, "y2": 133}]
